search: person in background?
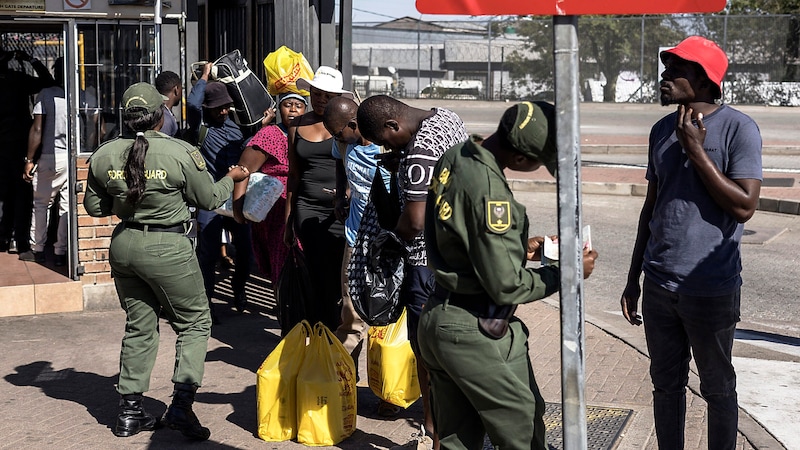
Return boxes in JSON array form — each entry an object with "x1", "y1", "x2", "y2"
[
  {"x1": 84, "y1": 82, "x2": 249, "y2": 441},
  {"x1": 420, "y1": 102, "x2": 598, "y2": 450},
  {"x1": 20, "y1": 57, "x2": 67, "y2": 266},
  {"x1": 620, "y1": 36, "x2": 762, "y2": 449},
  {"x1": 155, "y1": 70, "x2": 182, "y2": 137},
  {"x1": 283, "y1": 66, "x2": 352, "y2": 330},
  {"x1": 187, "y1": 62, "x2": 252, "y2": 319},
  {"x1": 356, "y1": 94, "x2": 469, "y2": 449},
  {"x1": 0, "y1": 49, "x2": 53, "y2": 255},
  {"x1": 233, "y1": 92, "x2": 307, "y2": 284}
]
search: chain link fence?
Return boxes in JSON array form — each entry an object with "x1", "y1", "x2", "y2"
[
  {"x1": 1, "y1": 32, "x2": 63, "y2": 76},
  {"x1": 353, "y1": 14, "x2": 800, "y2": 105}
]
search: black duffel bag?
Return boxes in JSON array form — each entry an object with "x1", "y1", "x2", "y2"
[{"x1": 213, "y1": 49, "x2": 275, "y2": 127}]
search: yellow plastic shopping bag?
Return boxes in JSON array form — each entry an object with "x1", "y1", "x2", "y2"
[
  {"x1": 296, "y1": 322, "x2": 357, "y2": 446},
  {"x1": 263, "y1": 46, "x2": 314, "y2": 96},
  {"x1": 367, "y1": 308, "x2": 421, "y2": 408},
  {"x1": 256, "y1": 320, "x2": 311, "y2": 441}
]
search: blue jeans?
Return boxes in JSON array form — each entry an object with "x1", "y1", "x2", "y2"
[
  {"x1": 196, "y1": 209, "x2": 252, "y2": 301},
  {"x1": 642, "y1": 277, "x2": 740, "y2": 450},
  {"x1": 402, "y1": 264, "x2": 435, "y2": 355}
]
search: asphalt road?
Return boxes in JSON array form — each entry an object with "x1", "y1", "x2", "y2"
[
  {"x1": 403, "y1": 99, "x2": 800, "y2": 152},
  {"x1": 512, "y1": 190, "x2": 800, "y2": 340}
]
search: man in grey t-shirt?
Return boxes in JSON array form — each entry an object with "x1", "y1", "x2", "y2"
[{"x1": 620, "y1": 36, "x2": 762, "y2": 450}]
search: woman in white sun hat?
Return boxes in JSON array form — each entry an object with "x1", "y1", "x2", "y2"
[{"x1": 283, "y1": 66, "x2": 354, "y2": 331}]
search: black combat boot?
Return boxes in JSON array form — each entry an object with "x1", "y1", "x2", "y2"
[
  {"x1": 161, "y1": 383, "x2": 211, "y2": 440},
  {"x1": 114, "y1": 393, "x2": 158, "y2": 437}
]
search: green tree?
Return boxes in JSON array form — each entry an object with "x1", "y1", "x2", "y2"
[
  {"x1": 506, "y1": 15, "x2": 683, "y2": 102},
  {"x1": 727, "y1": 0, "x2": 800, "y2": 80}
]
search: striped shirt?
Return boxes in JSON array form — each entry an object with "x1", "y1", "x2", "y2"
[{"x1": 399, "y1": 108, "x2": 468, "y2": 266}]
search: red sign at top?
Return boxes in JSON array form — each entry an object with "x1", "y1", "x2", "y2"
[{"x1": 416, "y1": 0, "x2": 727, "y2": 16}]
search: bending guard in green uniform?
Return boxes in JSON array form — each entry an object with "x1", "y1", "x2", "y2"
[
  {"x1": 84, "y1": 82, "x2": 249, "y2": 440},
  {"x1": 419, "y1": 102, "x2": 599, "y2": 450}
]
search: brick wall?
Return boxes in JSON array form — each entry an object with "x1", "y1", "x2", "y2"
[{"x1": 76, "y1": 156, "x2": 117, "y2": 286}]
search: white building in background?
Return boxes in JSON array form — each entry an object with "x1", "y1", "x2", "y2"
[{"x1": 350, "y1": 17, "x2": 530, "y2": 99}]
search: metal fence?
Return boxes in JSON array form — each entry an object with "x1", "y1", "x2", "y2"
[{"x1": 352, "y1": 14, "x2": 800, "y2": 105}]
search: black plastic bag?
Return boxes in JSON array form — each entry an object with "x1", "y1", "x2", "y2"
[
  {"x1": 371, "y1": 170, "x2": 401, "y2": 231},
  {"x1": 355, "y1": 230, "x2": 409, "y2": 326},
  {"x1": 275, "y1": 246, "x2": 314, "y2": 336}
]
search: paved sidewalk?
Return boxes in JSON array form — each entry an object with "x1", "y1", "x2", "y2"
[{"x1": 0, "y1": 275, "x2": 762, "y2": 450}]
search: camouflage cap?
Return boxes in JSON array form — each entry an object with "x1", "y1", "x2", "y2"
[
  {"x1": 122, "y1": 82, "x2": 167, "y2": 117},
  {"x1": 507, "y1": 101, "x2": 557, "y2": 175}
]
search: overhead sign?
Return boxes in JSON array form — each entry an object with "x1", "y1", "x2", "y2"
[
  {"x1": 416, "y1": 0, "x2": 727, "y2": 16},
  {"x1": 64, "y1": 0, "x2": 91, "y2": 10},
  {"x1": 0, "y1": 0, "x2": 44, "y2": 11}
]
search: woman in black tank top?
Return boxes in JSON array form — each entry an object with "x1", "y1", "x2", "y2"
[{"x1": 284, "y1": 67, "x2": 354, "y2": 330}]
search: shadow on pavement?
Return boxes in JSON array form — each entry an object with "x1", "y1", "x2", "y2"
[{"x1": 4, "y1": 361, "x2": 140, "y2": 433}]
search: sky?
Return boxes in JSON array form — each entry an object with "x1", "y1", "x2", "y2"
[{"x1": 349, "y1": 0, "x2": 478, "y2": 22}]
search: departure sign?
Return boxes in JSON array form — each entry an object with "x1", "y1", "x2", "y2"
[{"x1": 416, "y1": 0, "x2": 727, "y2": 16}]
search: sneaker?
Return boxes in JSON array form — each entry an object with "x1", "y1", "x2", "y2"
[
  {"x1": 390, "y1": 426, "x2": 434, "y2": 450},
  {"x1": 54, "y1": 254, "x2": 67, "y2": 266},
  {"x1": 19, "y1": 250, "x2": 45, "y2": 263}
]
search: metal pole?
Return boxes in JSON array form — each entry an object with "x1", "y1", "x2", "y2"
[
  {"x1": 367, "y1": 47, "x2": 373, "y2": 97},
  {"x1": 640, "y1": 16, "x2": 645, "y2": 102},
  {"x1": 487, "y1": 17, "x2": 491, "y2": 100},
  {"x1": 178, "y1": 10, "x2": 187, "y2": 128},
  {"x1": 500, "y1": 46, "x2": 504, "y2": 100},
  {"x1": 553, "y1": 15, "x2": 587, "y2": 450},
  {"x1": 66, "y1": 19, "x2": 80, "y2": 280},
  {"x1": 154, "y1": 0, "x2": 162, "y2": 75},
  {"x1": 429, "y1": 45, "x2": 433, "y2": 93},
  {"x1": 417, "y1": 17, "x2": 421, "y2": 98},
  {"x1": 338, "y1": 0, "x2": 353, "y2": 90}
]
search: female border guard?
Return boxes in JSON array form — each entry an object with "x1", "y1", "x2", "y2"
[
  {"x1": 84, "y1": 82, "x2": 249, "y2": 440},
  {"x1": 419, "y1": 102, "x2": 599, "y2": 449}
]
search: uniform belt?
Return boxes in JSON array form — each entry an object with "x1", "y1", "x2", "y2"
[
  {"x1": 124, "y1": 222, "x2": 186, "y2": 233},
  {"x1": 434, "y1": 283, "x2": 516, "y2": 318},
  {"x1": 434, "y1": 283, "x2": 489, "y2": 315}
]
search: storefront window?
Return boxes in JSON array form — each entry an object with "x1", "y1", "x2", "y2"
[{"x1": 78, "y1": 22, "x2": 156, "y2": 154}]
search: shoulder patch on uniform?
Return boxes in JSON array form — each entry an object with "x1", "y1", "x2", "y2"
[
  {"x1": 188, "y1": 148, "x2": 207, "y2": 170},
  {"x1": 486, "y1": 199, "x2": 511, "y2": 233}
]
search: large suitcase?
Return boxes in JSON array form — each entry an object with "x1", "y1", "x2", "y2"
[{"x1": 212, "y1": 50, "x2": 275, "y2": 127}]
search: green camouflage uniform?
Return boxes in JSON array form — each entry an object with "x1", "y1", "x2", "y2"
[
  {"x1": 419, "y1": 138, "x2": 560, "y2": 450},
  {"x1": 84, "y1": 130, "x2": 233, "y2": 395}
]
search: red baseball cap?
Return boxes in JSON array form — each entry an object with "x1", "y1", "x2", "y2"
[{"x1": 661, "y1": 36, "x2": 728, "y2": 94}]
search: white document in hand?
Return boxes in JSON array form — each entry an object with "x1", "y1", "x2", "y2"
[{"x1": 542, "y1": 225, "x2": 592, "y2": 265}]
